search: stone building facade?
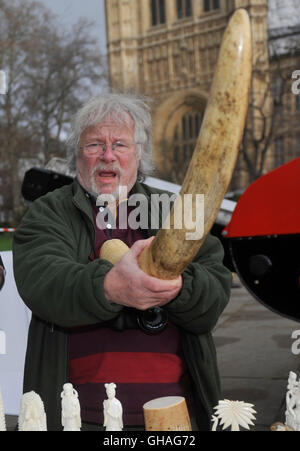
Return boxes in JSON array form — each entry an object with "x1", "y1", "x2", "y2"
[{"x1": 105, "y1": 0, "x2": 300, "y2": 191}]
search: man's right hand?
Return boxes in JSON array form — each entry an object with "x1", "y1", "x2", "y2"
[{"x1": 103, "y1": 237, "x2": 182, "y2": 311}]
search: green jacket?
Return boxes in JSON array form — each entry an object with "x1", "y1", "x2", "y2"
[{"x1": 13, "y1": 179, "x2": 232, "y2": 431}]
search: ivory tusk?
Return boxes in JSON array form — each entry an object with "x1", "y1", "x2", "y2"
[
  {"x1": 100, "y1": 9, "x2": 252, "y2": 280},
  {"x1": 138, "y1": 8, "x2": 252, "y2": 279},
  {"x1": 99, "y1": 238, "x2": 130, "y2": 265}
]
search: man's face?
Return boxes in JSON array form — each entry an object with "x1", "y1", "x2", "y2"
[{"x1": 76, "y1": 116, "x2": 140, "y2": 200}]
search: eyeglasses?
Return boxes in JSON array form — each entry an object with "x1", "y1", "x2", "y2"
[{"x1": 80, "y1": 140, "x2": 137, "y2": 156}]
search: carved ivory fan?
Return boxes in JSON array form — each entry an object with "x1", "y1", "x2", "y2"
[{"x1": 100, "y1": 9, "x2": 252, "y2": 278}]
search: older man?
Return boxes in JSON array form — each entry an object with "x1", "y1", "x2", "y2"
[{"x1": 13, "y1": 92, "x2": 231, "y2": 431}]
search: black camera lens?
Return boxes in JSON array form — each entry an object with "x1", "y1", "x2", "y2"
[{"x1": 137, "y1": 307, "x2": 168, "y2": 334}]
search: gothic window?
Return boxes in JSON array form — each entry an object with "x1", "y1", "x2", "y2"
[
  {"x1": 176, "y1": 0, "x2": 192, "y2": 19},
  {"x1": 204, "y1": 0, "x2": 220, "y2": 13},
  {"x1": 151, "y1": 0, "x2": 166, "y2": 26},
  {"x1": 173, "y1": 43, "x2": 180, "y2": 75},
  {"x1": 172, "y1": 111, "x2": 203, "y2": 182}
]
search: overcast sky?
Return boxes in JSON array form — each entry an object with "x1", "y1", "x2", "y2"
[
  {"x1": 268, "y1": 0, "x2": 300, "y2": 28},
  {"x1": 35, "y1": 0, "x2": 300, "y2": 53},
  {"x1": 37, "y1": 0, "x2": 107, "y2": 55}
]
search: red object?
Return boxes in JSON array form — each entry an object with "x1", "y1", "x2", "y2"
[{"x1": 223, "y1": 157, "x2": 300, "y2": 238}]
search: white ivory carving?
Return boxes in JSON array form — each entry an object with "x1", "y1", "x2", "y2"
[
  {"x1": 103, "y1": 383, "x2": 123, "y2": 431},
  {"x1": 211, "y1": 399, "x2": 256, "y2": 431},
  {"x1": 285, "y1": 371, "x2": 300, "y2": 431},
  {"x1": 61, "y1": 383, "x2": 81, "y2": 431},
  {"x1": 0, "y1": 385, "x2": 6, "y2": 431},
  {"x1": 18, "y1": 391, "x2": 47, "y2": 431}
]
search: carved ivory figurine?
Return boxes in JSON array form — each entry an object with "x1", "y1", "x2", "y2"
[
  {"x1": 103, "y1": 383, "x2": 123, "y2": 431},
  {"x1": 285, "y1": 371, "x2": 300, "y2": 431},
  {"x1": 0, "y1": 385, "x2": 6, "y2": 431},
  {"x1": 18, "y1": 391, "x2": 47, "y2": 431},
  {"x1": 61, "y1": 383, "x2": 81, "y2": 431}
]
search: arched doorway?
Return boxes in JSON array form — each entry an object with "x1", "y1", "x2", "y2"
[{"x1": 153, "y1": 90, "x2": 207, "y2": 184}]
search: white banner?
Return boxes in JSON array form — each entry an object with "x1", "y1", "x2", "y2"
[{"x1": 0, "y1": 251, "x2": 31, "y2": 415}]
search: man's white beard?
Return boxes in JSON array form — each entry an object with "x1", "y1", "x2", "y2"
[
  {"x1": 90, "y1": 177, "x2": 122, "y2": 201},
  {"x1": 78, "y1": 163, "x2": 124, "y2": 201}
]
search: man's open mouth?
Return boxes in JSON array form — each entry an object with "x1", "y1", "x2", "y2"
[{"x1": 98, "y1": 171, "x2": 117, "y2": 178}]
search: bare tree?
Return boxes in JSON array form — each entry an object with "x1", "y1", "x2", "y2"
[
  {"x1": 238, "y1": 4, "x2": 300, "y2": 185},
  {"x1": 0, "y1": 0, "x2": 107, "y2": 222}
]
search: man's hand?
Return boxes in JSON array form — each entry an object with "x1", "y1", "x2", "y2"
[{"x1": 103, "y1": 237, "x2": 182, "y2": 310}]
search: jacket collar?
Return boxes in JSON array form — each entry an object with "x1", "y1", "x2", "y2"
[
  {"x1": 72, "y1": 178, "x2": 95, "y2": 225},
  {"x1": 71, "y1": 177, "x2": 162, "y2": 238}
]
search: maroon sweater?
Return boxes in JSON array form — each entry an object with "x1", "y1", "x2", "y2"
[{"x1": 69, "y1": 200, "x2": 192, "y2": 425}]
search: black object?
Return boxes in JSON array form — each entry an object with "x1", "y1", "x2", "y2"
[
  {"x1": 248, "y1": 254, "x2": 273, "y2": 277},
  {"x1": 21, "y1": 167, "x2": 73, "y2": 201},
  {"x1": 229, "y1": 234, "x2": 300, "y2": 322},
  {"x1": 137, "y1": 307, "x2": 168, "y2": 334}
]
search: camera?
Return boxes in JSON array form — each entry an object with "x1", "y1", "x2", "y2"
[{"x1": 137, "y1": 307, "x2": 168, "y2": 334}]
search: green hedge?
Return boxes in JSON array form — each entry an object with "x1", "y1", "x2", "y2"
[{"x1": 0, "y1": 233, "x2": 13, "y2": 251}]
